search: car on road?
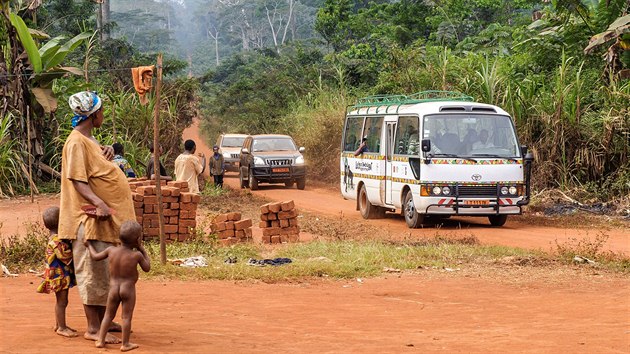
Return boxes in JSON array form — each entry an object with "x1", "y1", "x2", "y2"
[
  {"x1": 215, "y1": 133, "x2": 247, "y2": 172},
  {"x1": 239, "y1": 134, "x2": 306, "y2": 190}
]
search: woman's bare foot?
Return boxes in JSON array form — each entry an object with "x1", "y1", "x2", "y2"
[
  {"x1": 56, "y1": 327, "x2": 78, "y2": 337},
  {"x1": 84, "y1": 332, "x2": 121, "y2": 344},
  {"x1": 95, "y1": 341, "x2": 105, "y2": 348},
  {"x1": 53, "y1": 325, "x2": 76, "y2": 332},
  {"x1": 120, "y1": 342, "x2": 139, "y2": 352},
  {"x1": 108, "y1": 321, "x2": 122, "y2": 332}
]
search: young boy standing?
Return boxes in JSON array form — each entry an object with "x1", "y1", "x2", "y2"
[{"x1": 84, "y1": 220, "x2": 150, "y2": 352}]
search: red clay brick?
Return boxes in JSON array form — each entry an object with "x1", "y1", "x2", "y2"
[
  {"x1": 268, "y1": 202, "x2": 282, "y2": 213},
  {"x1": 234, "y1": 219, "x2": 252, "y2": 230},
  {"x1": 271, "y1": 235, "x2": 281, "y2": 244},
  {"x1": 280, "y1": 200, "x2": 295, "y2": 211},
  {"x1": 213, "y1": 214, "x2": 228, "y2": 223},
  {"x1": 260, "y1": 203, "x2": 270, "y2": 214},
  {"x1": 226, "y1": 212, "x2": 241, "y2": 221},
  {"x1": 214, "y1": 222, "x2": 227, "y2": 232},
  {"x1": 143, "y1": 196, "x2": 158, "y2": 204},
  {"x1": 225, "y1": 221, "x2": 235, "y2": 230},
  {"x1": 262, "y1": 227, "x2": 281, "y2": 237},
  {"x1": 278, "y1": 209, "x2": 298, "y2": 220},
  {"x1": 164, "y1": 225, "x2": 178, "y2": 234}
]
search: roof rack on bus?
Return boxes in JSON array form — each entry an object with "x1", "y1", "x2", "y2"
[{"x1": 348, "y1": 90, "x2": 474, "y2": 114}]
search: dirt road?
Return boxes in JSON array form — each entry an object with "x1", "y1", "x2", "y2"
[{"x1": 2, "y1": 271, "x2": 629, "y2": 353}]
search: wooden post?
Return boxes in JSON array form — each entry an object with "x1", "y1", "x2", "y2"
[
  {"x1": 26, "y1": 107, "x2": 33, "y2": 203},
  {"x1": 153, "y1": 54, "x2": 167, "y2": 265},
  {"x1": 111, "y1": 101, "x2": 117, "y2": 142}
]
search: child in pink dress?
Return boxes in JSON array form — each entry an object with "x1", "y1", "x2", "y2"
[{"x1": 37, "y1": 206, "x2": 78, "y2": 337}]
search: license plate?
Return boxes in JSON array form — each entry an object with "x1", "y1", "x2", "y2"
[
  {"x1": 464, "y1": 200, "x2": 489, "y2": 205},
  {"x1": 272, "y1": 167, "x2": 289, "y2": 173}
]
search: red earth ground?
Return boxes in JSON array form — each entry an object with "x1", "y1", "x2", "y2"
[{"x1": 1, "y1": 119, "x2": 628, "y2": 353}]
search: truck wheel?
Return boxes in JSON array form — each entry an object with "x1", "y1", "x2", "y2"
[
  {"x1": 297, "y1": 178, "x2": 306, "y2": 190},
  {"x1": 239, "y1": 168, "x2": 247, "y2": 189},
  {"x1": 403, "y1": 190, "x2": 424, "y2": 228},
  {"x1": 358, "y1": 185, "x2": 379, "y2": 219},
  {"x1": 488, "y1": 215, "x2": 508, "y2": 227},
  {"x1": 249, "y1": 169, "x2": 258, "y2": 190}
]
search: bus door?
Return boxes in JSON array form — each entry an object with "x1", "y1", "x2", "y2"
[{"x1": 384, "y1": 121, "x2": 397, "y2": 205}]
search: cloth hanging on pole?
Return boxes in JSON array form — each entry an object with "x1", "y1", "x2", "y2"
[{"x1": 131, "y1": 65, "x2": 155, "y2": 105}]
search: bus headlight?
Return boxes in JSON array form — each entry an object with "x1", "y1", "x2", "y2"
[
  {"x1": 500, "y1": 186, "x2": 509, "y2": 195},
  {"x1": 432, "y1": 186, "x2": 442, "y2": 195},
  {"x1": 509, "y1": 186, "x2": 517, "y2": 195},
  {"x1": 442, "y1": 186, "x2": 451, "y2": 195}
]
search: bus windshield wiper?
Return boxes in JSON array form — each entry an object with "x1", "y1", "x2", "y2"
[
  {"x1": 471, "y1": 154, "x2": 518, "y2": 162},
  {"x1": 432, "y1": 153, "x2": 477, "y2": 163}
]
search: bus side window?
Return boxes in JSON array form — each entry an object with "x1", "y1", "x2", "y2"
[
  {"x1": 363, "y1": 116, "x2": 383, "y2": 153},
  {"x1": 343, "y1": 117, "x2": 364, "y2": 152},
  {"x1": 395, "y1": 116, "x2": 420, "y2": 155}
]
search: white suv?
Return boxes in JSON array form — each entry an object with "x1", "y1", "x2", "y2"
[{"x1": 215, "y1": 133, "x2": 247, "y2": 172}]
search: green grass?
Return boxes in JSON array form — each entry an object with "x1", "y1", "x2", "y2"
[{"x1": 2, "y1": 217, "x2": 627, "y2": 279}]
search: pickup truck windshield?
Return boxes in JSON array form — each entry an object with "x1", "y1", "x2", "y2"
[
  {"x1": 422, "y1": 114, "x2": 520, "y2": 158},
  {"x1": 222, "y1": 137, "x2": 246, "y2": 147}
]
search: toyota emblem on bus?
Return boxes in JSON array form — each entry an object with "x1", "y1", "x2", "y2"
[{"x1": 471, "y1": 174, "x2": 482, "y2": 181}]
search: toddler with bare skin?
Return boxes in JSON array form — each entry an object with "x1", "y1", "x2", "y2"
[{"x1": 84, "y1": 220, "x2": 150, "y2": 352}]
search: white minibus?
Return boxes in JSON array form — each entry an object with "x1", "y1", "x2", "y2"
[{"x1": 340, "y1": 91, "x2": 533, "y2": 228}]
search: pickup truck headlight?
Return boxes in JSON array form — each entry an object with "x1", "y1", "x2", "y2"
[
  {"x1": 295, "y1": 155, "x2": 305, "y2": 165},
  {"x1": 254, "y1": 157, "x2": 266, "y2": 166}
]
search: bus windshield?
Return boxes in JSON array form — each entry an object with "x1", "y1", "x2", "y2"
[{"x1": 422, "y1": 114, "x2": 520, "y2": 158}]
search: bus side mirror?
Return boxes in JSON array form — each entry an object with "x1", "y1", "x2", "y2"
[
  {"x1": 520, "y1": 145, "x2": 528, "y2": 156},
  {"x1": 421, "y1": 139, "x2": 431, "y2": 152}
]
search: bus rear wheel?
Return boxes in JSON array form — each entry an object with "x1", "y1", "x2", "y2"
[
  {"x1": 403, "y1": 190, "x2": 424, "y2": 228},
  {"x1": 488, "y1": 215, "x2": 508, "y2": 227},
  {"x1": 358, "y1": 185, "x2": 380, "y2": 219}
]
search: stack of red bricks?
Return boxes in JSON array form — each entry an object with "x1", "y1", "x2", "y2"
[
  {"x1": 129, "y1": 178, "x2": 199, "y2": 241},
  {"x1": 211, "y1": 212, "x2": 253, "y2": 246},
  {"x1": 259, "y1": 200, "x2": 300, "y2": 244}
]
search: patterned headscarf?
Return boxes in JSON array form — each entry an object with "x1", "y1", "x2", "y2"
[{"x1": 68, "y1": 91, "x2": 102, "y2": 127}]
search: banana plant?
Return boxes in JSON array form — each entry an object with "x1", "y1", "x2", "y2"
[{"x1": 9, "y1": 13, "x2": 91, "y2": 114}]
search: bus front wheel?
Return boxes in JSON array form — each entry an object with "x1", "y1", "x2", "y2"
[
  {"x1": 488, "y1": 215, "x2": 508, "y2": 227},
  {"x1": 403, "y1": 190, "x2": 424, "y2": 228},
  {"x1": 358, "y1": 185, "x2": 379, "y2": 219}
]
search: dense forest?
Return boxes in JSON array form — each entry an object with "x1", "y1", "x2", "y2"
[{"x1": 1, "y1": 0, "x2": 629, "y2": 203}]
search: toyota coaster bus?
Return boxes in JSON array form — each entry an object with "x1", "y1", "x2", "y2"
[{"x1": 340, "y1": 91, "x2": 533, "y2": 228}]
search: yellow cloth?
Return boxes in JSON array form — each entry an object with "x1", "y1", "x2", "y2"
[
  {"x1": 131, "y1": 65, "x2": 154, "y2": 105},
  {"x1": 58, "y1": 130, "x2": 136, "y2": 244},
  {"x1": 174, "y1": 153, "x2": 203, "y2": 194}
]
